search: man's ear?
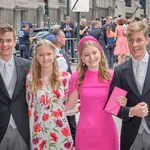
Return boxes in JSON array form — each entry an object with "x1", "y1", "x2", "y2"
[
  {"x1": 56, "y1": 36, "x2": 60, "y2": 42},
  {"x1": 14, "y1": 40, "x2": 16, "y2": 48},
  {"x1": 146, "y1": 37, "x2": 150, "y2": 46}
]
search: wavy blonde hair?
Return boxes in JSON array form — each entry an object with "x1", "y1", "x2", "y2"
[
  {"x1": 77, "y1": 41, "x2": 111, "y2": 89},
  {"x1": 30, "y1": 40, "x2": 61, "y2": 94}
]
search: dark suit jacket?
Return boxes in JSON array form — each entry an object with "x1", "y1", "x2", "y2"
[
  {"x1": 108, "y1": 56, "x2": 150, "y2": 150},
  {"x1": 0, "y1": 56, "x2": 31, "y2": 149},
  {"x1": 60, "y1": 22, "x2": 74, "y2": 38},
  {"x1": 88, "y1": 27, "x2": 101, "y2": 41}
]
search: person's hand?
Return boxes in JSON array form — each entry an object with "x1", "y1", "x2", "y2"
[
  {"x1": 64, "y1": 28, "x2": 67, "y2": 31},
  {"x1": 85, "y1": 26, "x2": 88, "y2": 30},
  {"x1": 130, "y1": 102, "x2": 149, "y2": 117},
  {"x1": 68, "y1": 27, "x2": 72, "y2": 31},
  {"x1": 117, "y1": 96, "x2": 127, "y2": 106}
]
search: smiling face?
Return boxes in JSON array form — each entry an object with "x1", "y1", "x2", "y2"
[
  {"x1": 127, "y1": 31, "x2": 149, "y2": 61},
  {"x1": 0, "y1": 32, "x2": 16, "y2": 61},
  {"x1": 81, "y1": 45, "x2": 101, "y2": 71},
  {"x1": 36, "y1": 45, "x2": 55, "y2": 70}
]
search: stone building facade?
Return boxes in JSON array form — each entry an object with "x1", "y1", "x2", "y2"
[{"x1": 0, "y1": 0, "x2": 149, "y2": 32}]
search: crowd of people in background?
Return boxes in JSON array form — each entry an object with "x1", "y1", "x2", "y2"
[{"x1": 0, "y1": 13, "x2": 150, "y2": 150}]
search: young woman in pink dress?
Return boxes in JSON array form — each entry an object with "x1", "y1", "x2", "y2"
[
  {"x1": 65, "y1": 36, "x2": 127, "y2": 150},
  {"x1": 114, "y1": 18, "x2": 130, "y2": 64}
]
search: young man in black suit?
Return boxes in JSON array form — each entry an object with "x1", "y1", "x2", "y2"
[
  {"x1": 0, "y1": 24, "x2": 30, "y2": 150},
  {"x1": 108, "y1": 21, "x2": 150, "y2": 150}
]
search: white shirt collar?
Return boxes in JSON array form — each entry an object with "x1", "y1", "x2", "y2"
[
  {"x1": 132, "y1": 52, "x2": 149, "y2": 64},
  {"x1": 0, "y1": 55, "x2": 14, "y2": 66}
]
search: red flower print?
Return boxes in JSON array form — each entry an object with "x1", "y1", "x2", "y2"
[
  {"x1": 26, "y1": 82, "x2": 28, "y2": 89},
  {"x1": 40, "y1": 95, "x2": 50, "y2": 105},
  {"x1": 42, "y1": 113, "x2": 49, "y2": 121},
  {"x1": 55, "y1": 119, "x2": 63, "y2": 127},
  {"x1": 27, "y1": 93, "x2": 30, "y2": 102},
  {"x1": 53, "y1": 111, "x2": 60, "y2": 118},
  {"x1": 64, "y1": 142, "x2": 72, "y2": 149},
  {"x1": 53, "y1": 109, "x2": 62, "y2": 118},
  {"x1": 63, "y1": 101, "x2": 66, "y2": 105},
  {"x1": 34, "y1": 148, "x2": 38, "y2": 150},
  {"x1": 39, "y1": 140, "x2": 47, "y2": 150},
  {"x1": 34, "y1": 123, "x2": 41, "y2": 133},
  {"x1": 50, "y1": 132, "x2": 58, "y2": 142},
  {"x1": 39, "y1": 79, "x2": 43, "y2": 87},
  {"x1": 62, "y1": 72, "x2": 68, "y2": 77},
  {"x1": 32, "y1": 137, "x2": 41, "y2": 144},
  {"x1": 58, "y1": 109, "x2": 62, "y2": 117},
  {"x1": 34, "y1": 111, "x2": 38, "y2": 122},
  {"x1": 52, "y1": 90, "x2": 61, "y2": 99},
  {"x1": 78, "y1": 105, "x2": 81, "y2": 112},
  {"x1": 28, "y1": 109, "x2": 32, "y2": 118},
  {"x1": 62, "y1": 78, "x2": 67, "y2": 87},
  {"x1": 61, "y1": 128, "x2": 70, "y2": 137}
]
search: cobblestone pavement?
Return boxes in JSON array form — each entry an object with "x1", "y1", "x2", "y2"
[{"x1": 71, "y1": 63, "x2": 122, "y2": 141}]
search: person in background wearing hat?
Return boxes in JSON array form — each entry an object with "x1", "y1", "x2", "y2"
[
  {"x1": 18, "y1": 22, "x2": 36, "y2": 59},
  {"x1": 45, "y1": 33, "x2": 68, "y2": 72},
  {"x1": 65, "y1": 36, "x2": 127, "y2": 150}
]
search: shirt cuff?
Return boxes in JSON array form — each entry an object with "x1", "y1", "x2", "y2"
[{"x1": 129, "y1": 108, "x2": 134, "y2": 117}]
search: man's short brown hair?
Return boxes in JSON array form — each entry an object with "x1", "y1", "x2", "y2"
[
  {"x1": 126, "y1": 21, "x2": 149, "y2": 38},
  {"x1": 0, "y1": 24, "x2": 16, "y2": 41}
]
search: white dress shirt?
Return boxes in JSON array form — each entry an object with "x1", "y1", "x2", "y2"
[
  {"x1": 0, "y1": 56, "x2": 17, "y2": 129},
  {"x1": 56, "y1": 48, "x2": 68, "y2": 72},
  {"x1": 0, "y1": 56, "x2": 14, "y2": 88}
]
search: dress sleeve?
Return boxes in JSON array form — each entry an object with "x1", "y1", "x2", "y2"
[
  {"x1": 68, "y1": 72, "x2": 78, "y2": 96},
  {"x1": 26, "y1": 73, "x2": 34, "y2": 109},
  {"x1": 65, "y1": 72, "x2": 80, "y2": 116},
  {"x1": 61, "y1": 72, "x2": 71, "y2": 100}
]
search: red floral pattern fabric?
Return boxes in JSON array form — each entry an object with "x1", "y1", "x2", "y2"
[{"x1": 26, "y1": 72, "x2": 73, "y2": 150}]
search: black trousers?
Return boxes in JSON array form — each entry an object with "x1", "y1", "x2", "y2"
[{"x1": 67, "y1": 115, "x2": 76, "y2": 146}]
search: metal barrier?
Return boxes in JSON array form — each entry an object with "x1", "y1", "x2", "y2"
[{"x1": 65, "y1": 38, "x2": 78, "y2": 62}]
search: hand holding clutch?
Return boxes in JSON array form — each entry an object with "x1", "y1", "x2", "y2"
[{"x1": 104, "y1": 87, "x2": 127, "y2": 116}]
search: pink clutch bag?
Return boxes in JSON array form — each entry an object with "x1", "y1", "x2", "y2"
[{"x1": 105, "y1": 87, "x2": 127, "y2": 115}]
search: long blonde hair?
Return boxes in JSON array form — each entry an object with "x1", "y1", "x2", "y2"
[
  {"x1": 30, "y1": 40, "x2": 61, "y2": 94},
  {"x1": 77, "y1": 41, "x2": 111, "y2": 89}
]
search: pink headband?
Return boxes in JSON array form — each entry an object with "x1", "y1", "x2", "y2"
[{"x1": 77, "y1": 36, "x2": 102, "y2": 52}]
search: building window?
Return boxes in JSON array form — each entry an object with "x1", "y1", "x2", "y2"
[
  {"x1": 58, "y1": 0, "x2": 65, "y2": 4},
  {"x1": 125, "y1": 0, "x2": 131, "y2": 7}
]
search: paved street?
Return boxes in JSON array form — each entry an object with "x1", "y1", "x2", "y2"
[{"x1": 71, "y1": 62, "x2": 122, "y2": 141}]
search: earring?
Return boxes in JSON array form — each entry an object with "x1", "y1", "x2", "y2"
[{"x1": 83, "y1": 63, "x2": 85, "y2": 67}]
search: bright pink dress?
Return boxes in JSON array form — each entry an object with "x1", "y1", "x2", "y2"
[
  {"x1": 114, "y1": 25, "x2": 129, "y2": 55},
  {"x1": 69, "y1": 70, "x2": 118, "y2": 150}
]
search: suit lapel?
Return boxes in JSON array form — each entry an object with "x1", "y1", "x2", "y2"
[
  {"x1": 12, "y1": 57, "x2": 26, "y2": 100},
  {"x1": 123, "y1": 58, "x2": 141, "y2": 98},
  {"x1": 142, "y1": 56, "x2": 150, "y2": 96},
  {"x1": 0, "y1": 74, "x2": 10, "y2": 103}
]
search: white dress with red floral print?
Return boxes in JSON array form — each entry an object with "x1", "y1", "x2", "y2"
[{"x1": 26, "y1": 72, "x2": 73, "y2": 150}]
